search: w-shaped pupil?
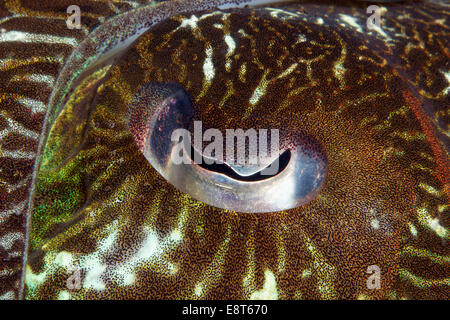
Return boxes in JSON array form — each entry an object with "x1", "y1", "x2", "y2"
[{"x1": 190, "y1": 144, "x2": 291, "y2": 182}]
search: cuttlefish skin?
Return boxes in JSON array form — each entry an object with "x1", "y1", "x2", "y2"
[{"x1": 0, "y1": 0, "x2": 448, "y2": 300}]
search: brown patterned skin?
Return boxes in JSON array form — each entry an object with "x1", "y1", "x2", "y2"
[
  {"x1": 0, "y1": 0, "x2": 164, "y2": 300},
  {"x1": 1, "y1": 0, "x2": 449, "y2": 300}
]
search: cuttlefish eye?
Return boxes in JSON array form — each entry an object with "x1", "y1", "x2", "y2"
[
  {"x1": 125, "y1": 82, "x2": 327, "y2": 212},
  {"x1": 3, "y1": 0, "x2": 445, "y2": 300}
]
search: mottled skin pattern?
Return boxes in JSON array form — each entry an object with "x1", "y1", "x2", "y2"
[
  {"x1": 0, "y1": 0, "x2": 448, "y2": 300},
  {"x1": 0, "y1": 0, "x2": 165, "y2": 299}
]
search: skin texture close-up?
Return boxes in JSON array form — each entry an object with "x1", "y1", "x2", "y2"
[{"x1": 0, "y1": 0, "x2": 448, "y2": 300}]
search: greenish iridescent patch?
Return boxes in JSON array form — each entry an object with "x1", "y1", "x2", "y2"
[
  {"x1": 31, "y1": 157, "x2": 85, "y2": 251},
  {"x1": 30, "y1": 67, "x2": 111, "y2": 250}
]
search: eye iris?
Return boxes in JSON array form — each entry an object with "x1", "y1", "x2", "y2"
[{"x1": 125, "y1": 82, "x2": 327, "y2": 213}]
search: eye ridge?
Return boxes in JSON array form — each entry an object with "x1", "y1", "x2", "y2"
[{"x1": 190, "y1": 145, "x2": 291, "y2": 182}]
